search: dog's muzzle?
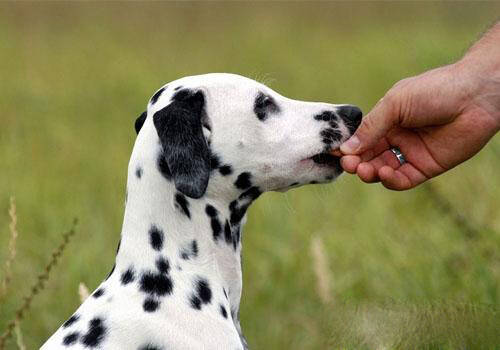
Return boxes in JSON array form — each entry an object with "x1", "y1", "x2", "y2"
[{"x1": 311, "y1": 153, "x2": 341, "y2": 167}]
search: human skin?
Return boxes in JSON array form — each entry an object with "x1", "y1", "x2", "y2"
[{"x1": 338, "y1": 21, "x2": 500, "y2": 190}]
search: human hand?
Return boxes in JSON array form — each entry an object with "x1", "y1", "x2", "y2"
[{"x1": 338, "y1": 62, "x2": 500, "y2": 190}]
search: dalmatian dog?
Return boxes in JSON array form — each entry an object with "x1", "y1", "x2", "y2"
[{"x1": 42, "y1": 73, "x2": 362, "y2": 350}]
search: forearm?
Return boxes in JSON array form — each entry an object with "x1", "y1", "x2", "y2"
[
  {"x1": 456, "y1": 21, "x2": 500, "y2": 129},
  {"x1": 462, "y1": 21, "x2": 500, "y2": 70}
]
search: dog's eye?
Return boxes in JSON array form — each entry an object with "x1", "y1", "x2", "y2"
[
  {"x1": 254, "y1": 92, "x2": 279, "y2": 121},
  {"x1": 262, "y1": 96, "x2": 274, "y2": 107}
]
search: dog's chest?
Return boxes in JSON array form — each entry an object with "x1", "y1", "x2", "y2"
[{"x1": 42, "y1": 262, "x2": 244, "y2": 349}]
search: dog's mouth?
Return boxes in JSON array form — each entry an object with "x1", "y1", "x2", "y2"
[{"x1": 310, "y1": 152, "x2": 341, "y2": 167}]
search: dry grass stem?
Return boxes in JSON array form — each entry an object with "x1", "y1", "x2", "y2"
[
  {"x1": 79, "y1": 282, "x2": 90, "y2": 303},
  {"x1": 0, "y1": 218, "x2": 78, "y2": 349},
  {"x1": 14, "y1": 321, "x2": 25, "y2": 350},
  {"x1": 1, "y1": 197, "x2": 19, "y2": 300},
  {"x1": 310, "y1": 235, "x2": 333, "y2": 305}
]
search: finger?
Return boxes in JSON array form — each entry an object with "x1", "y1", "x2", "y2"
[
  {"x1": 357, "y1": 162, "x2": 379, "y2": 183},
  {"x1": 378, "y1": 164, "x2": 428, "y2": 190},
  {"x1": 359, "y1": 139, "x2": 393, "y2": 163},
  {"x1": 354, "y1": 150, "x2": 404, "y2": 183},
  {"x1": 340, "y1": 155, "x2": 361, "y2": 174},
  {"x1": 385, "y1": 127, "x2": 446, "y2": 178},
  {"x1": 378, "y1": 166, "x2": 411, "y2": 190},
  {"x1": 362, "y1": 149, "x2": 402, "y2": 171},
  {"x1": 340, "y1": 94, "x2": 399, "y2": 155}
]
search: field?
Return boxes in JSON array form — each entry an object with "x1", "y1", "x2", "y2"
[{"x1": 0, "y1": 2, "x2": 499, "y2": 349}]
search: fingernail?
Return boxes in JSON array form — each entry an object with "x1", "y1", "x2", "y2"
[{"x1": 340, "y1": 136, "x2": 360, "y2": 154}]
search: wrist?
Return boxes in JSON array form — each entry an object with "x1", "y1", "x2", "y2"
[
  {"x1": 455, "y1": 22, "x2": 500, "y2": 128},
  {"x1": 452, "y1": 60, "x2": 500, "y2": 130}
]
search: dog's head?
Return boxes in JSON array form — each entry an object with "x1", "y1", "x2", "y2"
[{"x1": 134, "y1": 73, "x2": 361, "y2": 199}]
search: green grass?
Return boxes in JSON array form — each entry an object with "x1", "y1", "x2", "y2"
[{"x1": 0, "y1": 2, "x2": 499, "y2": 349}]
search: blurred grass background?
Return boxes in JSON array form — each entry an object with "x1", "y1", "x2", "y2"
[{"x1": 0, "y1": 2, "x2": 499, "y2": 349}]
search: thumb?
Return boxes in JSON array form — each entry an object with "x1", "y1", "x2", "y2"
[{"x1": 340, "y1": 95, "x2": 399, "y2": 155}]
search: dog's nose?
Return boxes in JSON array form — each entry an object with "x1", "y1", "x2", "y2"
[{"x1": 337, "y1": 105, "x2": 363, "y2": 133}]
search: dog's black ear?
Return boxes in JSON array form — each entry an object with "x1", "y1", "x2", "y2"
[
  {"x1": 153, "y1": 90, "x2": 210, "y2": 199},
  {"x1": 135, "y1": 111, "x2": 147, "y2": 134}
]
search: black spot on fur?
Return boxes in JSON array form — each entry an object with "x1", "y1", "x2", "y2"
[
  {"x1": 121, "y1": 268, "x2": 135, "y2": 285},
  {"x1": 63, "y1": 314, "x2": 79, "y2": 328},
  {"x1": 205, "y1": 204, "x2": 218, "y2": 217},
  {"x1": 229, "y1": 200, "x2": 237, "y2": 213},
  {"x1": 234, "y1": 172, "x2": 252, "y2": 190},
  {"x1": 140, "y1": 272, "x2": 173, "y2": 297},
  {"x1": 220, "y1": 304, "x2": 228, "y2": 319},
  {"x1": 189, "y1": 278, "x2": 212, "y2": 310},
  {"x1": 206, "y1": 205, "x2": 222, "y2": 241},
  {"x1": 190, "y1": 295, "x2": 202, "y2": 310},
  {"x1": 191, "y1": 240, "x2": 198, "y2": 257},
  {"x1": 175, "y1": 193, "x2": 191, "y2": 219},
  {"x1": 92, "y1": 288, "x2": 105, "y2": 298},
  {"x1": 196, "y1": 279, "x2": 212, "y2": 303},
  {"x1": 314, "y1": 111, "x2": 346, "y2": 149},
  {"x1": 136, "y1": 166, "x2": 143, "y2": 179},
  {"x1": 239, "y1": 186, "x2": 261, "y2": 201},
  {"x1": 223, "y1": 288, "x2": 228, "y2": 299},
  {"x1": 314, "y1": 111, "x2": 337, "y2": 122},
  {"x1": 63, "y1": 332, "x2": 80, "y2": 345},
  {"x1": 224, "y1": 220, "x2": 232, "y2": 244},
  {"x1": 210, "y1": 154, "x2": 221, "y2": 170},
  {"x1": 156, "y1": 257, "x2": 170, "y2": 274},
  {"x1": 211, "y1": 218, "x2": 222, "y2": 241},
  {"x1": 143, "y1": 298, "x2": 160, "y2": 312},
  {"x1": 219, "y1": 164, "x2": 233, "y2": 176},
  {"x1": 149, "y1": 225, "x2": 164, "y2": 251},
  {"x1": 81, "y1": 318, "x2": 106, "y2": 347},
  {"x1": 150, "y1": 87, "x2": 166, "y2": 105},
  {"x1": 227, "y1": 186, "x2": 260, "y2": 231},
  {"x1": 180, "y1": 240, "x2": 198, "y2": 260},
  {"x1": 229, "y1": 201, "x2": 249, "y2": 225},
  {"x1": 254, "y1": 92, "x2": 280, "y2": 121},
  {"x1": 174, "y1": 85, "x2": 183, "y2": 91},
  {"x1": 321, "y1": 128, "x2": 342, "y2": 144},
  {"x1": 233, "y1": 226, "x2": 241, "y2": 250},
  {"x1": 139, "y1": 344, "x2": 163, "y2": 350}
]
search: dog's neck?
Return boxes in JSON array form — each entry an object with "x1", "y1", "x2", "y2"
[{"x1": 114, "y1": 139, "x2": 258, "y2": 328}]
